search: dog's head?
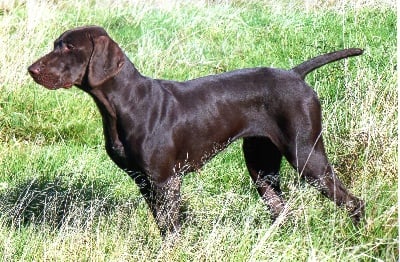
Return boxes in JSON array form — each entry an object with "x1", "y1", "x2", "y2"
[{"x1": 28, "y1": 26, "x2": 125, "y2": 90}]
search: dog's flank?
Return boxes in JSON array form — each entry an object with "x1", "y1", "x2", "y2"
[{"x1": 28, "y1": 26, "x2": 365, "y2": 236}]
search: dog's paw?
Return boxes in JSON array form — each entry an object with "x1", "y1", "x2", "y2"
[{"x1": 348, "y1": 199, "x2": 366, "y2": 225}]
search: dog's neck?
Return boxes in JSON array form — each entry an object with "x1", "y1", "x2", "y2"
[
  {"x1": 81, "y1": 57, "x2": 146, "y2": 103},
  {"x1": 78, "y1": 57, "x2": 151, "y2": 171}
]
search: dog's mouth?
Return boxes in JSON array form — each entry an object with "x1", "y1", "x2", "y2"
[{"x1": 28, "y1": 71, "x2": 73, "y2": 90}]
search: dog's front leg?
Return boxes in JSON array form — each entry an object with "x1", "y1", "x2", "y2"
[{"x1": 133, "y1": 174, "x2": 182, "y2": 237}]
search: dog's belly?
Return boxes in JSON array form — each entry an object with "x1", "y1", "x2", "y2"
[
  {"x1": 173, "y1": 137, "x2": 234, "y2": 173},
  {"x1": 171, "y1": 118, "x2": 269, "y2": 174}
]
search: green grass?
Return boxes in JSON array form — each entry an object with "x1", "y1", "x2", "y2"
[{"x1": 0, "y1": 0, "x2": 397, "y2": 260}]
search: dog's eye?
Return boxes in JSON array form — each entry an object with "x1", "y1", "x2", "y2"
[
  {"x1": 54, "y1": 41, "x2": 73, "y2": 52},
  {"x1": 65, "y1": 43, "x2": 74, "y2": 51}
]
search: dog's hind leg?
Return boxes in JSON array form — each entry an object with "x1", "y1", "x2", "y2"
[
  {"x1": 281, "y1": 104, "x2": 365, "y2": 224},
  {"x1": 285, "y1": 135, "x2": 365, "y2": 224},
  {"x1": 243, "y1": 137, "x2": 286, "y2": 220}
]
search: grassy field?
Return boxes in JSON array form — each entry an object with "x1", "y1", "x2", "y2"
[{"x1": 0, "y1": 0, "x2": 397, "y2": 261}]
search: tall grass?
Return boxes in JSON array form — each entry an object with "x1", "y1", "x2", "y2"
[{"x1": 0, "y1": 0, "x2": 397, "y2": 261}]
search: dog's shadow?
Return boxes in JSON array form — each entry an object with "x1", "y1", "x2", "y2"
[{"x1": 0, "y1": 174, "x2": 141, "y2": 229}]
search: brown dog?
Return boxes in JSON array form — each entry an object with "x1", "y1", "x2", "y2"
[{"x1": 28, "y1": 26, "x2": 364, "y2": 236}]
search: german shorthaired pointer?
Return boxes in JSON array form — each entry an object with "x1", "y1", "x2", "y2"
[{"x1": 28, "y1": 26, "x2": 364, "y2": 236}]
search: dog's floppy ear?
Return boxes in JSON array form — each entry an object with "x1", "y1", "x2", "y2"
[{"x1": 88, "y1": 35, "x2": 125, "y2": 87}]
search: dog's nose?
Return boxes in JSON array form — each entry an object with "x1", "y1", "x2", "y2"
[{"x1": 28, "y1": 63, "x2": 42, "y2": 76}]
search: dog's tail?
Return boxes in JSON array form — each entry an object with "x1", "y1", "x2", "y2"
[{"x1": 291, "y1": 48, "x2": 363, "y2": 79}]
